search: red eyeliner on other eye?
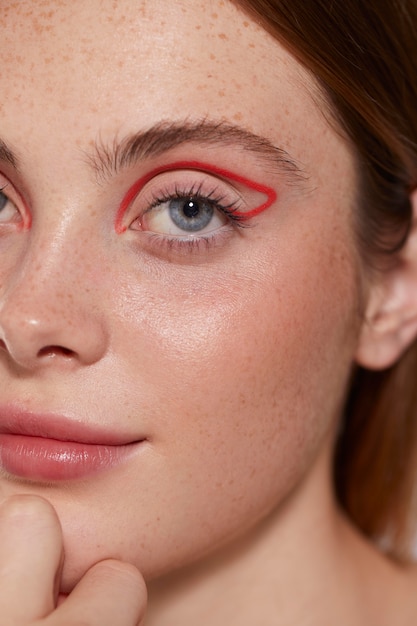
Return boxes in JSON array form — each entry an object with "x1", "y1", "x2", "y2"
[
  {"x1": 19, "y1": 209, "x2": 32, "y2": 231},
  {"x1": 16, "y1": 187, "x2": 32, "y2": 231},
  {"x1": 114, "y1": 161, "x2": 277, "y2": 234}
]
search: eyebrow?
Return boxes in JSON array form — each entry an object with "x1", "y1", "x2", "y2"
[
  {"x1": 0, "y1": 119, "x2": 308, "y2": 188},
  {"x1": 0, "y1": 139, "x2": 18, "y2": 168},
  {"x1": 86, "y1": 119, "x2": 307, "y2": 187}
]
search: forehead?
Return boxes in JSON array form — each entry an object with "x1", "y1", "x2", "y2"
[
  {"x1": 0, "y1": 0, "x2": 354, "y2": 201},
  {"x1": 0, "y1": 1, "x2": 322, "y2": 137}
]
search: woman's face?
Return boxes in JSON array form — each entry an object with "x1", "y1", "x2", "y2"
[{"x1": 0, "y1": 0, "x2": 364, "y2": 589}]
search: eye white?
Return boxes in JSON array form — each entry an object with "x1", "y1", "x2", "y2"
[{"x1": 0, "y1": 190, "x2": 20, "y2": 223}]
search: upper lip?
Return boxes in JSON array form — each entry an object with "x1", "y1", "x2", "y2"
[{"x1": 0, "y1": 405, "x2": 142, "y2": 446}]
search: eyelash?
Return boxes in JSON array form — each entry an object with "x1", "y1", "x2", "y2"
[
  {"x1": 138, "y1": 185, "x2": 249, "y2": 254},
  {"x1": 146, "y1": 182, "x2": 249, "y2": 226}
]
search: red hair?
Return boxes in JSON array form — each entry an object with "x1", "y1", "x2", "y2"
[{"x1": 234, "y1": 0, "x2": 417, "y2": 561}]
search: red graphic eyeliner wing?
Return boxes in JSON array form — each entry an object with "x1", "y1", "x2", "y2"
[{"x1": 115, "y1": 161, "x2": 277, "y2": 233}]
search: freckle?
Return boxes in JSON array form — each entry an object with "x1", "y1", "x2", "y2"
[
  {"x1": 218, "y1": 89, "x2": 225, "y2": 97},
  {"x1": 233, "y1": 112, "x2": 243, "y2": 121},
  {"x1": 211, "y1": 12, "x2": 218, "y2": 19},
  {"x1": 243, "y1": 21, "x2": 250, "y2": 28},
  {"x1": 209, "y1": 53, "x2": 216, "y2": 60},
  {"x1": 218, "y1": 33, "x2": 228, "y2": 40},
  {"x1": 249, "y1": 43, "x2": 255, "y2": 49},
  {"x1": 195, "y1": 24, "x2": 201, "y2": 30}
]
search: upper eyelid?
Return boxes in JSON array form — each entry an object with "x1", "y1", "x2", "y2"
[
  {"x1": 115, "y1": 161, "x2": 277, "y2": 234},
  {"x1": 144, "y1": 178, "x2": 244, "y2": 214}
]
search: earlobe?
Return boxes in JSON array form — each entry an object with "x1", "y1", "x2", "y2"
[{"x1": 355, "y1": 188, "x2": 417, "y2": 370}]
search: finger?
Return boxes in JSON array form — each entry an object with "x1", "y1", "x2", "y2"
[
  {"x1": 0, "y1": 494, "x2": 63, "y2": 621},
  {"x1": 53, "y1": 559, "x2": 147, "y2": 626}
]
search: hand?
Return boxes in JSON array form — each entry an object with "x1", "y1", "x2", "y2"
[{"x1": 0, "y1": 494, "x2": 147, "y2": 625}]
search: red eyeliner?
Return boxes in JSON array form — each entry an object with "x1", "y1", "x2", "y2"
[
  {"x1": 114, "y1": 161, "x2": 277, "y2": 234},
  {"x1": 18, "y1": 208, "x2": 32, "y2": 231},
  {"x1": 18, "y1": 187, "x2": 32, "y2": 230}
]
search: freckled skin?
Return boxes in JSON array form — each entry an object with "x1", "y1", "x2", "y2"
[{"x1": 0, "y1": 0, "x2": 385, "y2": 619}]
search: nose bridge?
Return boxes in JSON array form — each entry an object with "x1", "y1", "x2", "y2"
[
  {"x1": 7, "y1": 210, "x2": 91, "y2": 311},
  {"x1": 0, "y1": 208, "x2": 108, "y2": 368},
  {"x1": 29, "y1": 210, "x2": 94, "y2": 297}
]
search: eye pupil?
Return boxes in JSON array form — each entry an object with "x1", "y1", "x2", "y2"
[{"x1": 182, "y1": 199, "x2": 199, "y2": 219}]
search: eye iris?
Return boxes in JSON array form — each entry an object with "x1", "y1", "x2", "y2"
[
  {"x1": 0, "y1": 192, "x2": 7, "y2": 211},
  {"x1": 169, "y1": 197, "x2": 214, "y2": 232}
]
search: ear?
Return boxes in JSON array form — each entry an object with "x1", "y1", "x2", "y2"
[{"x1": 355, "y1": 189, "x2": 417, "y2": 370}]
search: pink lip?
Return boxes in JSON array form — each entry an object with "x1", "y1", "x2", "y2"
[{"x1": 0, "y1": 406, "x2": 145, "y2": 482}]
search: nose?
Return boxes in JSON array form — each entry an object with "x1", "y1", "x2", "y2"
[{"x1": 0, "y1": 229, "x2": 108, "y2": 371}]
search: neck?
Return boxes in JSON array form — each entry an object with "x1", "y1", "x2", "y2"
[{"x1": 144, "y1": 445, "x2": 416, "y2": 626}]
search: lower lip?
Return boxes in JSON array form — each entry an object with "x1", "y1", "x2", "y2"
[{"x1": 0, "y1": 434, "x2": 138, "y2": 481}]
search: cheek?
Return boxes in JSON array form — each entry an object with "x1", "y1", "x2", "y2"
[
  {"x1": 38, "y1": 196, "x2": 362, "y2": 586},
  {"x1": 118, "y1": 230, "x2": 359, "y2": 440},
  {"x1": 90, "y1": 224, "x2": 362, "y2": 576}
]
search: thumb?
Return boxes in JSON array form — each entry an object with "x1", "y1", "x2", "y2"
[{"x1": 53, "y1": 559, "x2": 147, "y2": 625}]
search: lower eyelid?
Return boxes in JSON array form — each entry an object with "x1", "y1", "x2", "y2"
[{"x1": 138, "y1": 225, "x2": 236, "y2": 257}]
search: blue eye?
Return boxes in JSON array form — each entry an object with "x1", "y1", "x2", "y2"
[
  {"x1": 168, "y1": 197, "x2": 214, "y2": 232},
  {"x1": 0, "y1": 178, "x2": 30, "y2": 229},
  {"x1": 0, "y1": 185, "x2": 27, "y2": 226},
  {"x1": 0, "y1": 190, "x2": 8, "y2": 211},
  {"x1": 141, "y1": 190, "x2": 231, "y2": 238},
  {"x1": 125, "y1": 169, "x2": 253, "y2": 249}
]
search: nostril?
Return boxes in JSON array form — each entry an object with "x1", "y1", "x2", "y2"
[{"x1": 37, "y1": 345, "x2": 75, "y2": 358}]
